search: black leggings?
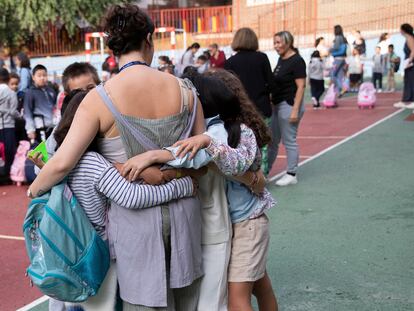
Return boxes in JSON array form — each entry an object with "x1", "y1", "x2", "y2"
[
  {"x1": 310, "y1": 79, "x2": 325, "y2": 103},
  {"x1": 402, "y1": 67, "x2": 414, "y2": 102},
  {"x1": 372, "y1": 72, "x2": 383, "y2": 89}
]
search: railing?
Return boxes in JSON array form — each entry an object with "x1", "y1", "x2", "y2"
[
  {"x1": 24, "y1": 1, "x2": 414, "y2": 57},
  {"x1": 148, "y1": 6, "x2": 232, "y2": 34}
]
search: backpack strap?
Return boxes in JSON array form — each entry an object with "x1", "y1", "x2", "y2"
[{"x1": 95, "y1": 84, "x2": 159, "y2": 151}]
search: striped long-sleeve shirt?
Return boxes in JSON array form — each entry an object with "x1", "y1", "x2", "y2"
[{"x1": 68, "y1": 152, "x2": 194, "y2": 237}]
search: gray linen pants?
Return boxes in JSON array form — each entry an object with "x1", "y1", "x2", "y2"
[
  {"x1": 123, "y1": 207, "x2": 201, "y2": 311},
  {"x1": 268, "y1": 101, "x2": 305, "y2": 174}
]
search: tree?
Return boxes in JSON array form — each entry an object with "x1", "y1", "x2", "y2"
[{"x1": 0, "y1": 0, "x2": 135, "y2": 59}]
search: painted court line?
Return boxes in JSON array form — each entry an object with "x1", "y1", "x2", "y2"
[
  {"x1": 269, "y1": 109, "x2": 404, "y2": 182},
  {"x1": 16, "y1": 295, "x2": 49, "y2": 311},
  {"x1": 0, "y1": 234, "x2": 25, "y2": 241},
  {"x1": 297, "y1": 136, "x2": 347, "y2": 139}
]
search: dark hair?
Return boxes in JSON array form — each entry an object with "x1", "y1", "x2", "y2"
[
  {"x1": 104, "y1": 4, "x2": 155, "y2": 57},
  {"x1": 54, "y1": 90, "x2": 98, "y2": 152},
  {"x1": 388, "y1": 44, "x2": 394, "y2": 49},
  {"x1": 158, "y1": 55, "x2": 171, "y2": 64},
  {"x1": 186, "y1": 42, "x2": 200, "y2": 52},
  {"x1": 401, "y1": 23, "x2": 414, "y2": 36},
  {"x1": 311, "y1": 50, "x2": 321, "y2": 59},
  {"x1": 9, "y1": 72, "x2": 20, "y2": 81},
  {"x1": 16, "y1": 52, "x2": 30, "y2": 69},
  {"x1": 190, "y1": 75, "x2": 230, "y2": 119},
  {"x1": 62, "y1": 62, "x2": 100, "y2": 94},
  {"x1": 315, "y1": 37, "x2": 324, "y2": 48},
  {"x1": 209, "y1": 43, "x2": 219, "y2": 49},
  {"x1": 32, "y1": 64, "x2": 47, "y2": 75},
  {"x1": 110, "y1": 67, "x2": 120, "y2": 75},
  {"x1": 334, "y1": 25, "x2": 344, "y2": 37},
  {"x1": 182, "y1": 66, "x2": 199, "y2": 79},
  {"x1": 379, "y1": 32, "x2": 389, "y2": 42},
  {"x1": 205, "y1": 69, "x2": 271, "y2": 148},
  {"x1": 0, "y1": 68, "x2": 10, "y2": 83},
  {"x1": 274, "y1": 31, "x2": 299, "y2": 54},
  {"x1": 203, "y1": 50, "x2": 211, "y2": 60},
  {"x1": 197, "y1": 55, "x2": 208, "y2": 62},
  {"x1": 333, "y1": 25, "x2": 347, "y2": 44}
]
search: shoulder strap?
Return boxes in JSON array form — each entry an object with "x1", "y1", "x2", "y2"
[
  {"x1": 178, "y1": 78, "x2": 198, "y2": 140},
  {"x1": 95, "y1": 84, "x2": 159, "y2": 151}
]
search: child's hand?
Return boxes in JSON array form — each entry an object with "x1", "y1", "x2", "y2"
[
  {"x1": 250, "y1": 170, "x2": 266, "y2": 195},
  {"x1": 27, "y1": 151, "x2": 45, "y2": 169},
  {"x1": 139, "y1": 166, "x2": 165, "y2": 185},
  {"x1": 173, "y1": 134, "x2": 211, "y2": 159}
]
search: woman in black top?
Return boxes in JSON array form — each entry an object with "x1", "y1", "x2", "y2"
[
  {"x1": 394, "y1": 24, "x2": 414, "y2": 109},
  {"x1": 224, "y1": 27, "x2": 273, "y2": 174},
  {"x1": 268, "y1": 31, "x2": 306, "y2": 186}
]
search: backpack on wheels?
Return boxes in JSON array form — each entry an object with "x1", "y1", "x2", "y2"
[{"x1": 23, "y1": 182, "x2": 110, "y2": 302}]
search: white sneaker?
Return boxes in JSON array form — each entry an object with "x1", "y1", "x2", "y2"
[
  {"x1": 406, "y1": 102, "x2": 414, "y2": 109},
  {"x1": 275, "y1": 174, "x2": 298, "y2": 186},
  {"x1": 393, "y1": 101, "x2": 407, "y2": 108},
  {"x1": 378, "y1": 89, "x2": 383, "y2": 93}
]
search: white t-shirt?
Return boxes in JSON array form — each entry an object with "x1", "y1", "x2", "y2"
[
  {"x1": 308, "y1": 58, "x2": 324, "y2": 80},
  {"x1": 347, "y1": 55, "x2": 362, "y2": 74}
]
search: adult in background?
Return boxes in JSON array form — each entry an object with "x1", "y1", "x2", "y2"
[
  {"x1": 180, "y1": 42, "x2": 200, "y2": 75},
  {"x1": 15, "y1": 52, "x2": 32, "y2": 95},
  {"x1": 29, "y1": 4, "x2": 205, "y2": 309},
  {"x1": 268, "y1": 31, "x2": 306, "y2": 186},
  {"x1": 224, "y1": 27, "x2": 273, "y2": 174},
  {"x1": 209, "y1": 43, "x2": 226, "y2": 69},
  {"x1": 352, "y1": 30, "x2": 366, "y2": 56},
  {"x1": 378, "y1": 33, "x2": 391, "y2": 55},
  {"x1": 394, "y1": 23, "x2": 414, "y2": 109},
  {"x1": 329, "y1": 25, "x2": 348, "y2": 97}
]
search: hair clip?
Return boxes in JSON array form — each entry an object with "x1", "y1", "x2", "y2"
[{"x1": 117, "y1": 16, "x2": 126, "y2": 32}]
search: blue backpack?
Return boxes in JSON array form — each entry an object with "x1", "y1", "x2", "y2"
[{"x1": 23, "y1": 182, "x2": 110, "y2": 302}]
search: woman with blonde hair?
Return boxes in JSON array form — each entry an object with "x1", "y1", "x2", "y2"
[{"x1": 268, "y1": 31, "x2": 306, "y2": 186}]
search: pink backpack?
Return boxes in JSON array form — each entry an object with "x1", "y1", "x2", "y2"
[
  {"x1": 10, "y1": 140, "x2": 31, "y2": 184},
  {"x1": 358, "y1": 82, "x2": 376, "y2": 109},
  {"x1": 323, "y1": 84, "x2": 337, "y2": 108}
]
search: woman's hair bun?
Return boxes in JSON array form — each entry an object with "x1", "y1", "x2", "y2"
[{"x1": 103, "y1": 4, "x2": 155, "y2": 56}]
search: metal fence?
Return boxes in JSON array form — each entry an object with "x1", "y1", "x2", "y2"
[{"x1": 24, "y1": 1, "x2": 414, "y2": 57}]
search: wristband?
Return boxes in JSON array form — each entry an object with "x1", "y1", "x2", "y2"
[{"x1": 176, "y1": 169, "x2": 182, "y2": 179}]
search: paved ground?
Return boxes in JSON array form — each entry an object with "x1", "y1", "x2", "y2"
[
  {"x1": 265, "y1": 109, "x2": 414, "y2": 310},
  {"x1": 1, "y1": 92, "x2": 413, "y2": 310}
]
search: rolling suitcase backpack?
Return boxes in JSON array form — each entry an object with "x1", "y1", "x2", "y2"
[{"x1": 357, "y1": 82, "x2": 376, "y2": 109}]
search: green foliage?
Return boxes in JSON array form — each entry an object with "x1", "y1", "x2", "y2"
[{"x1": 0, "y1": 0, "x2": 135, "y2": 52}]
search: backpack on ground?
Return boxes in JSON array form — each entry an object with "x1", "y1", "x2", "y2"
[
  {"x1": 23, "y1": 182, "x2": 110, "y2": 302},
  {"x1": 10, "y1": 140, "x2": 30, "y2": 185},
  {"x1": 357, "y1": 82, "x2": 376, "y2": 109},
  {"x1": 323, "y1": 84, "x2": 338, "y2": 108}
]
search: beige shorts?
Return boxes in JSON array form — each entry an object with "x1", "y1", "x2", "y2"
[{"x1": 228, "y1": 214, "x2": 270, "y2": 282}]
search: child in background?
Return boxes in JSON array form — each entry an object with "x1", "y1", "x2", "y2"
[
  {"x1": 372, "y1": 46, "x2": 385, "y2": 92},
  {"x1": 23, "y1": 64, "x2": 57, "y2": 142},
  {"x1": 0, "y1": 68, "x2": 19, "y2": 177},
  {"x1": 196, "y1": 55, "x2": 209, "y2": 74},
  {"x1": 347, "y1": 48, "x2": 363, "y2": 92},
  {"x1": 385, "y1": 44, "x2": 400, "y2": 92},
  {"x1": 308, "y1": 50, "x2": 325, "y2": 108},
  {"x1": 8, "y1": 73, "x2": 20, "y2": 92}
]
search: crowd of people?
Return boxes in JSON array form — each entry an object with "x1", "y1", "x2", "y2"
[{"x1": 1, "y1": 2, "x2": 414, "y2": 310}]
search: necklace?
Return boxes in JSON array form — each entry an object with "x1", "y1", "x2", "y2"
[{"x1": 119, "y1": 60, "x2": 149, "y2": 72}]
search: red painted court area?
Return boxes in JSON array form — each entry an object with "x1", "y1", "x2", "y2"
[
  {"x1": 0, "y1": 92, "x2": 402, "y2": 311},
  {"x1": 269, "y1": 92, "x2": 401, "y2": 177}
]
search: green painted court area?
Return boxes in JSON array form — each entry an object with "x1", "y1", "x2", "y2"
[
  {"x1": 265, "y1": 109, "x2": 414, "y2": 311},
  {"x1": 26, "y1": 110, "x2": 414, "y2": 311}
]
